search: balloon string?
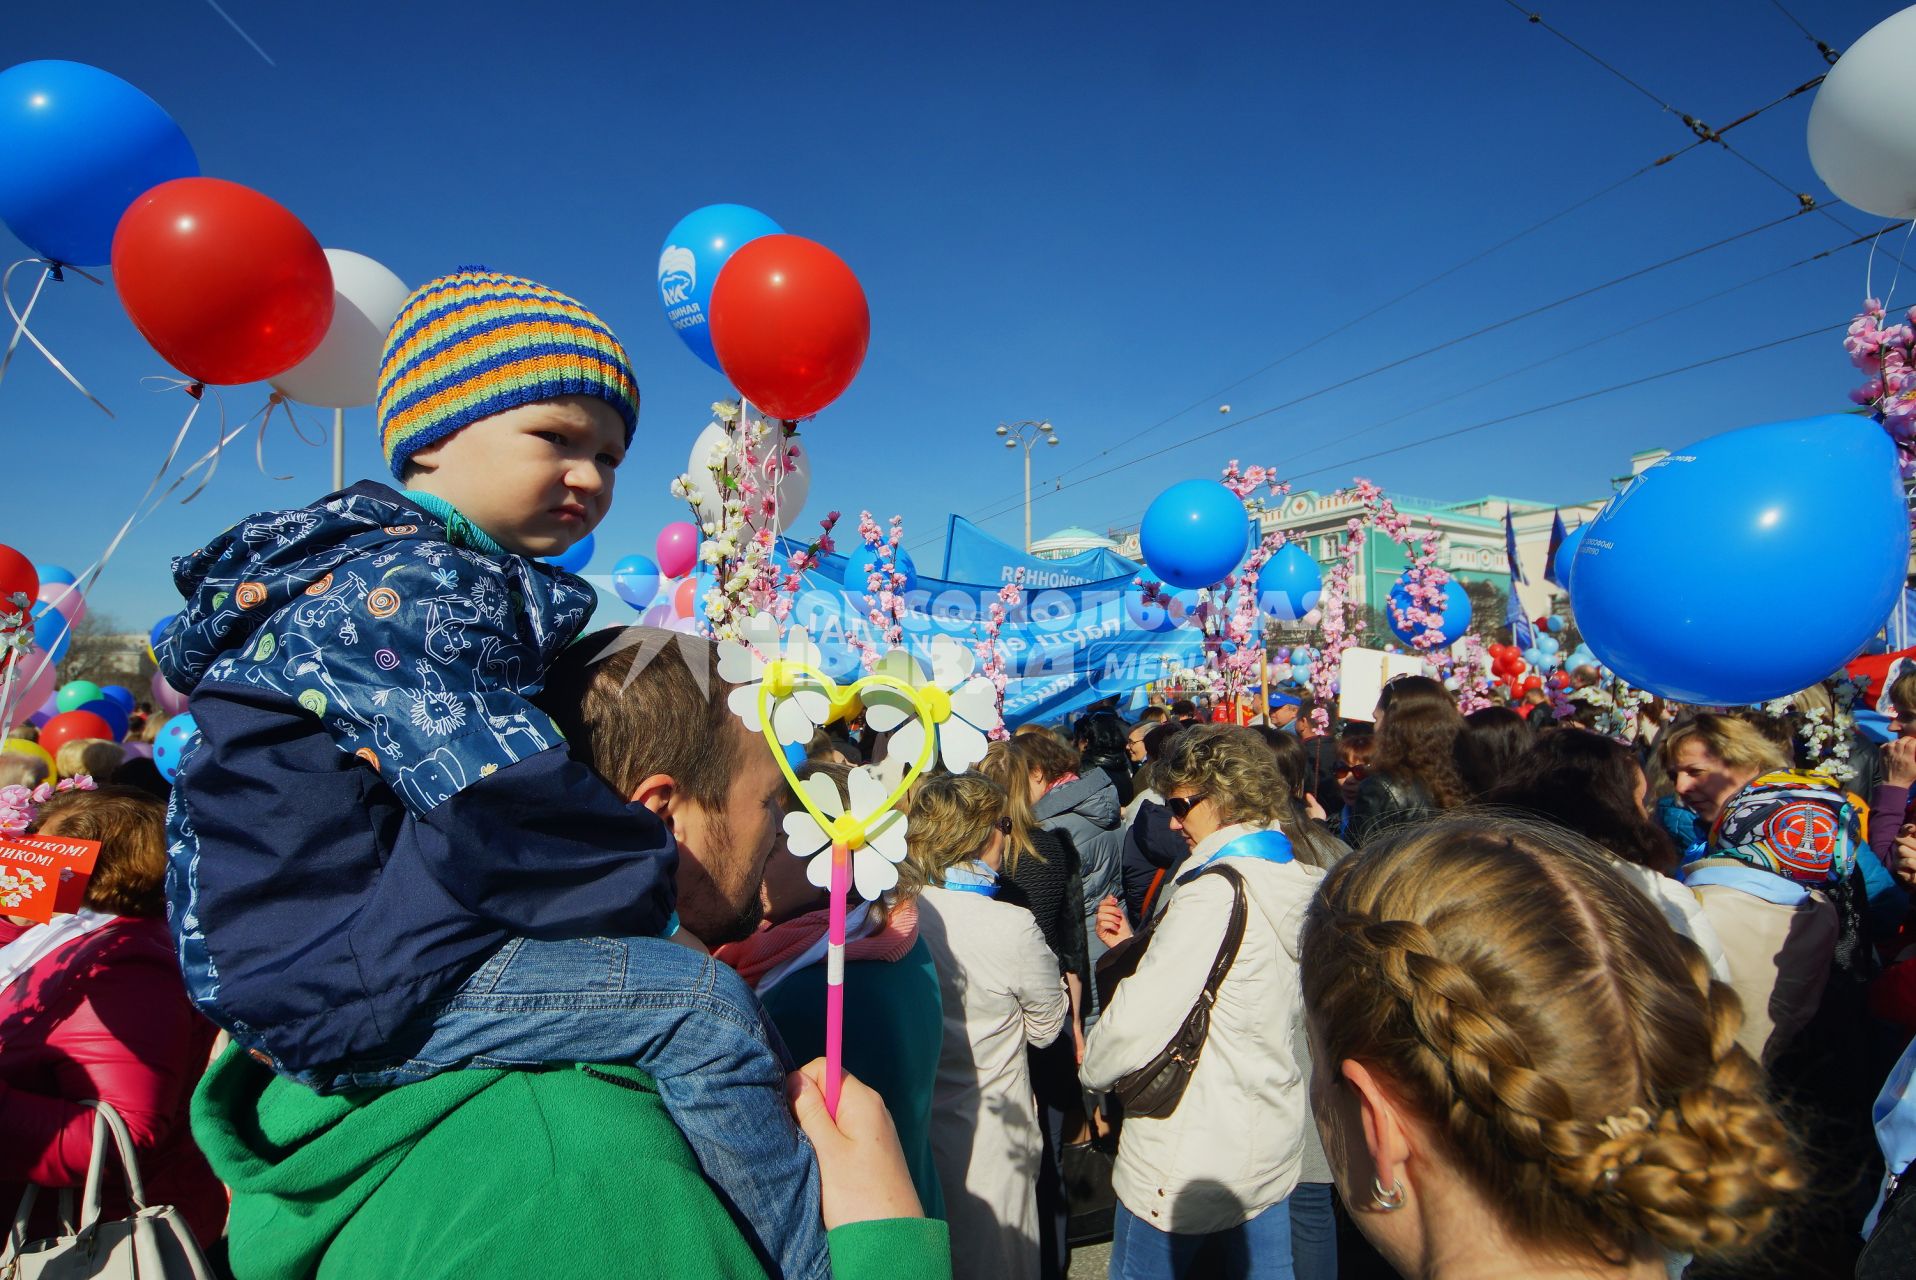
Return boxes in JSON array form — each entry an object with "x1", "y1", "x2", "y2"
[
  {"x1": 253, "y1": 393, "x2": 296, "y2": 482},
  {"x1": 0, "y1": 258, "x2": 114, "y2": 418},
  {"x1": 0, "y1": 645, "x2": 21, "y2": 743}
]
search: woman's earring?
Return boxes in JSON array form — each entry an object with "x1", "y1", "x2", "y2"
[{"x1": 1369, "y1": 1176, "x2": 1406, "y2": 1211}]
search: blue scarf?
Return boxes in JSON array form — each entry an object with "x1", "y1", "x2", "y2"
[
  {"x1": 1178, "y1": 827, "x2": 1293, "y2": 884},
  {"x1": 941, "y1": 860, "x2": 1000, "y2": 897}
]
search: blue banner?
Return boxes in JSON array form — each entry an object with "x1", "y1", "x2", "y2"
[
  {"x1": 773, "y1": 539, "x2": 1200, "y2": 726},
  {"x1": 940, "y1": 514, "x2": 1140, "y2": 589}
]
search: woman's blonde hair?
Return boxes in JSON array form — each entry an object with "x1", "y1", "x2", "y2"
[
  {"x1": 0, "y1": 752, "x2": 48, "y2": 788},
  {"x1": 55, "y1": 738, "x2": 123, "y2": 784},
  {"x1": 1155, "y1": 724, "x2": 1288, "y2": 827},
  {"x1": 902, "y1": 773, "x2": 1005, "y2": 892},
  {"x1": 1656, "y1": 713, "x2": 1789, "y2": 780},
  {"x1": 976, "y1": 740, "x2": 1045, "y2": 876},
  {"x1": 1302, "y1": 812, "x2": 1803, "y2": 1263}
]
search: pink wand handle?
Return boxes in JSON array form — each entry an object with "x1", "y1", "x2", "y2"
[{"x1": 824, "y1": 841, "x2": 849, "y2": 1118}]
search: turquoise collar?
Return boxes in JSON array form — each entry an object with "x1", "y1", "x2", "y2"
[{"x1": 401, "y1": 489, "x2": 505, "y2": 555}]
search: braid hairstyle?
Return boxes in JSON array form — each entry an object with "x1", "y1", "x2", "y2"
[{"x1": 1300, "y1": 812, "x2": 1804, "y2": 1264}]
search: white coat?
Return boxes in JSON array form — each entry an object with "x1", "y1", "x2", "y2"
[
  {"x1": 916, "y1": 885, "x2": 1069, "y2": 1280},
  {"x1": 1080, "y1": 822, "x2": 1324, "y2": 1234}
]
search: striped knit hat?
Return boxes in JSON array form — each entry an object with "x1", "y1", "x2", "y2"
[{"x1": 376, "y1": 267, "x2": 640, "y2": 477}]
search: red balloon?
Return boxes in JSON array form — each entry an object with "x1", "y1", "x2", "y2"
[
  {"x1": 40, "y1": 709, "x2": 115, "y2": 762},
  {"x1": 673, "y1": 577, "x2": 698, "y2": 619},
  {"x1": 112, "y1": 177, "x2": 334, "y2": 386},
  {"x1": 0, "y1": 544, "x2": 36, "y2": 630},
  {"x1": 709, "y1": 234, "x2": 869, "y2": 421},
  {"x1": 1523, "y1": 675, "x2": 1544, "y2": 692}
]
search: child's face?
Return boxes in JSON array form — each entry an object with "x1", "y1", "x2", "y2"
[{"x1": 405, "y1": 395, "x2": 626, "y2": 556}]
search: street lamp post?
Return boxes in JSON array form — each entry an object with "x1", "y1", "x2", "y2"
[{"x1": 995, "y1": 419, "x2": 1058, "y2": 552}]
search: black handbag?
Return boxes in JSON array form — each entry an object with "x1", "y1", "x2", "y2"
[{"x1": 1109, "y1": 864, "x2": 1248, "y2": 1120}]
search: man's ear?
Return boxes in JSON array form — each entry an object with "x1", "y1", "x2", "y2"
[{"x1": 630, "y1": 773, "x2": 679, "y2": 824}]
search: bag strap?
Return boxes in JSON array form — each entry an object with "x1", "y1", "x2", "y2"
[
  {"x1": 1195, "y1": 864, "x2": 1249, "y2": 1003},
  {"x1": 76, "y1": 1099, "x2": 149, "y2": 1232}
]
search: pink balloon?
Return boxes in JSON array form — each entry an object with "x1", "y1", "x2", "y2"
[
  {"x1": 36, "y1": 581, "x2": 85, "y2": 627},
  {"x1": 6, "y1": 645, "x2": 58, "y2": 727},
  {"x1": 656, "y1": 522, "x2": 700, "y2": 579},
  {"x1": 152, "y1": 670, "x2": 190, "y2": 716}
]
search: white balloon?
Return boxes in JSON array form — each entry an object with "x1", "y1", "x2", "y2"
[
  {"x1": 685, "y1": 423, "x2": 811, "y2": 533},
  {"x1": 1808, "y1": 8, "x2": 1916, "y2": 219},
  {"x1": 271, "y1": 249, "x2": 411, "y2": 408}
]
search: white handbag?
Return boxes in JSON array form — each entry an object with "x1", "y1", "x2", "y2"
[{"x1": 0, "y1": 1100, "x2": 214, "y2": 1279}]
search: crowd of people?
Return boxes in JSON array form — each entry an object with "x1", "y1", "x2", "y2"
[
  {"x1": 3, "y1": 266, "x2": 1912, "y2": 1280},
  {"x1": 6, "y1": 662, "x2": 1913, "y2": 1279}
]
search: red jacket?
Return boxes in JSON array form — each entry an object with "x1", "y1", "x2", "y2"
[{"x1": 0, "y1": 915, "x2": 226, "y2": 1246}]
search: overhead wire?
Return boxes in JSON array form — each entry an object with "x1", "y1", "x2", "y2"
[
  {"x1": 933, "y1": 7, "x2": 1862, "y2": 551},
  {"x1": 1766, "y1": 0, "x2": 1842, "y2": 65},
  {"x1": 925, "y1": 201, "x2": 1819, "y2": 543}
]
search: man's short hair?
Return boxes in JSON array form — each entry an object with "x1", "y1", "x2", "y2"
[
  {"x1": 1170, "y1": 699, "x2": 1199, "y2": 720},
  {"x1": 1138, "y1": 706, "x2": 1169, "y2": 725},
  {"x1": 538, "y1": 627, "x2": 742, "y2": 807}
]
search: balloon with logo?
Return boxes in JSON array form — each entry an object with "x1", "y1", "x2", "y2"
[
  {"x1": 1553, "y1": 525, "x2": 1586, "y2": 593},
  {"x1": 540, "y1": 533, "x2": 594, "y2": 575},
  {"x1": 270, "y1": 248, "x2": 410, "y2": 407},
  {"x1": 1807, "y1": 8, "x2": 1916, "y2": 219},
  {"x1": 656, "y1": 522, "x2": 700, "y2": 579},
  {"x1": 1256, "y1": 544, "x2": 1323, "y2": 622},
  {"x1": 151, "y1": 670, "x2": 189, "y2": 717},
  {"x1": 0, "y1": 61, "x2": 198, "y2": 267},
  {"x1": 1140, "y1": 480, "x2": 1251, "y2": 589},
  {"x1": 1386, "y1": 575, "x2": 1473, "y2": 648},
  {"x1": 657, "y1": 204, "x2": 783, "y2": 373},
  {"x1": 152, "y1": 712, "x2": 199, "y2": 783},
  {"x1": 1575, "y1": 415, "x2": 1907, "y2": 704},
  {"x1": 112, "y1": 177, "x2": 334, "y2": 385},
  {"x1": 612, "y1": 554, "x2": 661, "y2": 610},
  {"x1": 709, "y1": 235, "x2": 870, "y2": 421}
]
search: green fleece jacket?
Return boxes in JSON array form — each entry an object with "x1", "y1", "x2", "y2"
[{"x1": 192, "y1": 1047, "x2": 950, "y2": 1280}]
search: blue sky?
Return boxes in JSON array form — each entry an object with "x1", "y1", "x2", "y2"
[{"x1": 0, "y1": 0, "x2": 1900, "y2": 630}]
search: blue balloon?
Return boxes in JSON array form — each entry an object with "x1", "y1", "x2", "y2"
[
  {"x1": 541, "y1": 533, "x2": 595, "y2": 575},
  {"x1": 611, "y1": 554, "x2": 661, "y2": 610},
  {"x1": 33, "y1": 563, "x2": 74, "y2": 587},
  {"x1": 31, "y1": 601, "x2": 69, "y2": 663},
  {"x1": 99, "y1": 684, "x2": 135, "y2": 713},
  {"x1": 1255, "y1": 544, "x2": 1324, "y2": 622},
  {"x1": 149, "y1": 613, "x2": 175, "y2": 654},
  {"x1": 1545, "y1": 615, "x2": 1565, "y2": 634},
  {"x1": 658, "y1": 204, "x2": 784, "y2": 373},
  {"x1": 0, "y1": 62, "x2": 197, "y2": 267},
  {"x1": 1140, "y1": 480, "x2": 1251, "y2": 589},
  {"x1": 1554, "y1": 525, "x2": 1586, "y2": 593},
  {"x1": 152, "y1": 712, "x2": 199, "y2": 783},
  {"x1": 1386, "y1": 575, "x2": 1474, "y2": 648},
  {"x1": 845, "y1": 543, "x2": 918, "y2": 596},
  {"x1": 76, "y1": 697, "x2": 127, "y2": 741},
  {"x1": 1576, "y1": 415, "x2": 1908, "y2": 704},
  {"x1": 1537, "y1": 635, "x2": 1560, "y2": 656}
]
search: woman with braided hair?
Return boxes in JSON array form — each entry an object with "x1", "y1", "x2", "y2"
[{"x1": 1300, "y1": 812, "x2": 1804, "y2": 1279}]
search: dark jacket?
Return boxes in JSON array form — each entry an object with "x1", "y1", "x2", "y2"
[
  {"x1": 1119, "y1": 800, "x2": 1188, "y2": 926},
  {"x1": 1033, "y1": 773, "x2": 1124, "y2": 952},
  {"x1": 1000, "y1": 827, "x2": 1091, "y2": 991},
  {"x1": 1349, "y1": 771, "x2": 1433, "y2": 849},
  {"x1": 156, "y1": 481, "x2": 676, "y2": 1072}
]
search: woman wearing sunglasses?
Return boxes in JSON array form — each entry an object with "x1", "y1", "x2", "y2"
[
  {"x1": 1082, "y1": 725, "x2": 1327, "y2": 1279},
  {"x1": 908, "y1": 773, "x2": 1070, "y2": 1280}
]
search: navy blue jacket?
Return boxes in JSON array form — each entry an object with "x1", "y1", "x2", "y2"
[{"x1": 157, "y1": 482, "x2": 676, "y2": 1071}]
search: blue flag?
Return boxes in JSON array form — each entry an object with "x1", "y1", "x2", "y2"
[
  {"x1": 1542, "y1": 510, "x2": 1568, "y2": 587},
  {"x1": 1504, "y1": 506, "x2": 1527, "y2": 586},
  {"x1": 1506, "y1": 582, "x2": 1535, "y2": 652}
]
